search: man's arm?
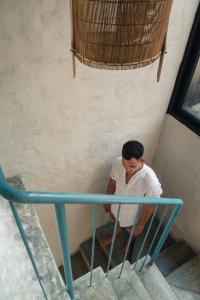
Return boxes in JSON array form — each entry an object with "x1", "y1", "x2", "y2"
[
  {"x1": 134, "y1": 182, "x2": 162, "y2": 236},
  {"x1": 107, "y1": 178, "x2": 116, "y2": 194},
  {"x1": 133, "y1": 205, "x2": 155, "y2": 236},
  {"x1": 104, "y1": 178, "x2": 116, "y2": 212}
]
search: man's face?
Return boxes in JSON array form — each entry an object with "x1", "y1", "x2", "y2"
[{"x1": 122, "y1": 157, "x2": 143, "y2": 174}]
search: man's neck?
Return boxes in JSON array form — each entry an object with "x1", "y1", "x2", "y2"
[{"x1": 126, "y1": 163, "x2": 144, "y2": 182}]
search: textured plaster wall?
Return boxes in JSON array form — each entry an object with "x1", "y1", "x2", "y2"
[
  {"x1": 0, "y1": 0, "x2": 199, "y2": 265},
  {"x1": 153, "y1": 115, "x2": 200, "y2": 254}
]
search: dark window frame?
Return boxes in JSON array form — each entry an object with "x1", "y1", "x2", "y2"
[{"x1": 167, "y1": 4, "x2": 200, "y2": 136}]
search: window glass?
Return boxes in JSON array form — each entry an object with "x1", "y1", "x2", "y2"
[{"x1": 182, "y1": 58, "x2": 200, "y2": 120}]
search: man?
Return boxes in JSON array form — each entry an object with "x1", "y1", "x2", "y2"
[{"x1": 103, "y1": 140, "x2": 162, "y2": 252}]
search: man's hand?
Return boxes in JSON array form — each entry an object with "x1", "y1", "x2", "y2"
[
  {"x1": 133, "y1": 205, "x2": 155, "y2": 237},
  {"x1": 107, "y1": 178, "x2": 116, "y2": 195},
  {"x1": 103, "y1": 204, "x2": 111, "y2": 213},
  {"x1": 133, "y1": 224, "x2": 144, "y2": 237}
]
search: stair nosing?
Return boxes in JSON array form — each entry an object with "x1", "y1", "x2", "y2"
[
  {"x1": 109, "y1": 261, "x2": 153, "y2": 300},
  {"x1": 156, "y1": 240, "x2": 196, "y2": 277},
  {"x1": 134, "y1": 256, "x2": 179, "y2": 300}
]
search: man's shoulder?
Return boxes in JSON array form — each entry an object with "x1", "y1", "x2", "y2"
[
  {"x1": 143, "y1": 164, "x2": 160, "y2": 184},
  {"x1": 111, "y1": 157, "x2": 122, "y2": 180}
]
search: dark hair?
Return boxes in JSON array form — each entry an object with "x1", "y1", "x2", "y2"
[{"x1": 122, "y1": 140, "x2": 144, "y2": 160}]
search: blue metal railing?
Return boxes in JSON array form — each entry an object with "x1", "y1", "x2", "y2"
[
  {"x1": 90, "y1": 203, "x2": 96, "y2": 287},
  {"x1": 0, "y1": 166, "x2": 183, "y2": 300}
]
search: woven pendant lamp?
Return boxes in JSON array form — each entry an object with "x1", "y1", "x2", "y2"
[{"x1": 70, "y1": 0, "x2": 173, "y2": 81}]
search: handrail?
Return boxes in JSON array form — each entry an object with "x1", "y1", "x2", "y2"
[
  {"x1": 0, "y1": 167, "x2": 183, "y2": 206},
  {"x1": 0, "y1": 166, "x2": 183, "y2": 300}
]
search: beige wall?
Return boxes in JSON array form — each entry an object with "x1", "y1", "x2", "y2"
[
  {"x1": 0, "y1": 0, "x2": 199, "y2": 265},
  {"x1": 153, "y1": 115, "x2": 200, "y2": 253}
]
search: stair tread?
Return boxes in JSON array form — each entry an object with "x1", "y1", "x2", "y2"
[
  {"x1": 96, "y1": 223, "x2": 130, "y2": 267},
  {"x1": 59, "y1": 251, "x2": 89, "y2": 282},
  {"x1": 74, "y1": 267, "x2": 117, "y2": 300},
  {"x1": 108, "y1": 261, "x2": 152, "y2": 300},
  {"x1": 170, "y1": 285, "x2": 200, "y2": 300},
  {"x1": 96, "y1": 220, "x2": 176, "y2": 267},
  {"x1": 72, "y1": 251, "x2": 89, "y2": 280},
  {"x1": 80, "y1": 238, "x2": 108, "y2": 272},
  {"x1": 156, "y1": 240, "x2": 196, "y2": 277},
  {"x1": 134, "y1": 256, "x2": 178, "y2": 300},
  {"x1": 131, "y1": 219, "x2": 175, "y2": 263},
  {"x1": 167, "y1": 256, "x2": 200, "y2": 294}
]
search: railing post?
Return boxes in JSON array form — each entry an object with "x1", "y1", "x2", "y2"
[
  {"x1": 54, "y1": 204, "x2": 74, "y2": 300},
  {"x1": 139, "y1": 205, "x2": 169, "y2": 272},
  {"x1": 149, "y1": 205, "x2": 182, "y2": 266},
  {"x1": 134, "y1": 205, "x2": 158, "y2": 270},
  {"x1": 90, "y1": 203, "x2": 96, "y2": 287},
  {"x1": 106, "y1": 204, "x2": 121, "y2": 277}
]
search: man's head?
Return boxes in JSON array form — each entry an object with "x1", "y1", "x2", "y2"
[{"x1": 122, "y1": 140, "x2": 144, "y2": 174}]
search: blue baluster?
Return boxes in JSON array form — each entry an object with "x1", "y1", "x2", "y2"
[
  {"x1": 134, "y1": 205, "x2": 158, "y2": 270},
  {"x1": 139, "y1": 205, "x2": 169, "y2": 272},
  {"x1": 54, "y1": 204, "x2": 74, "y2": 300},
  {"x1": 149, "y1": 204, "x2": 182, "y2": 266},
  {"x1": 90, "y1": 204, "x2": 96, "y2": 287},
  {"x1": 106, "y1": 204, "x2": 121, "y2": 277},
  {"x1": 118, "y1": 221, "x2": 139, "y2": 278}
]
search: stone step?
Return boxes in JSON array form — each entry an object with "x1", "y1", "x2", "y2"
[
  {"x1": 167, "y1": 256, "x2": 200, "y2": 295},
  {"x1": 96, "y1": 220, "x2": 176, "y2": 268},
  {"x1": 155, "y1": 240, "x2": 196, "y2": 277},
  {"x1": 74, "y1": 267, "x2": 117, "y2": 300},
  {"x1": 96, "y1": 223, "x2": 131, "y2": 267},
  {"x1": 108, "y1": 261, "x2": 152, "y2": 300},
  {"x1": 170, "y1": 285, "x2": 200, "y2": 300},
  {"x1": 134, "y1": 256, "x2": 178, "y2": 300},
  {"x1": 131, "y1": 219, "x2": 175, "y2": 263},
  {"x1": 59, "y1": 251, "x2": 89, "y2": 282},
  {"x1": 80, "y1": 237, "x2": 109, "y2": 272}
]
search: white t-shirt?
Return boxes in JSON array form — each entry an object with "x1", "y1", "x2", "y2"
[{"x1": 111, "y1": 157, "x2": 163, "y2": 227}]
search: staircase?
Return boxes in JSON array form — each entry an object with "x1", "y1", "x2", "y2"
[
  {"x1": 1, "y1": 173, "x2": 199, "y2": 299},
  {"x1": 70, "y1": 253, "x2": 200, "y2": 300},
  {"x1": 59, "y1": 222, "x2": 199, "y2": 300},
  {"x1": 72, "y1": 257, "x2": 178, "y2": 300}
]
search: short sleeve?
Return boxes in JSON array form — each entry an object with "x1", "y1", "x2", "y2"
[
  {"x1": 111, "y1": 158, "x2": 120, "y2": 180},
  {"x1": 145, "y1": 182, "x2": 163, "y2": 197}
]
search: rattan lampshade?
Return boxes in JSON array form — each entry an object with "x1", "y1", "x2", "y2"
[{"x1": 70, "y1": 0, "x2": 173, "y2": 80}]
